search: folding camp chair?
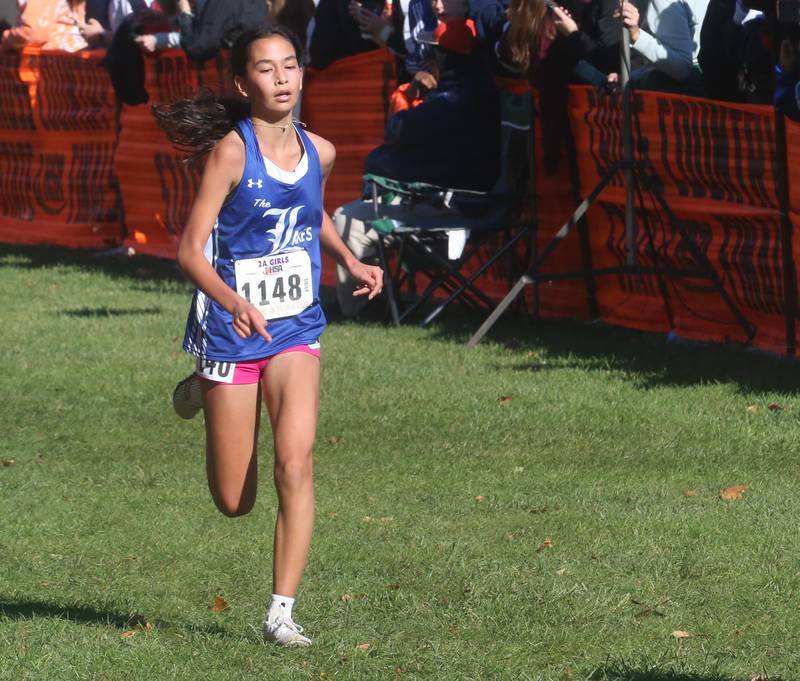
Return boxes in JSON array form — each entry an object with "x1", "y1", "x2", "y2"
[{"x1": 363, "y1": 89, "x2": 536, "y2": 326}]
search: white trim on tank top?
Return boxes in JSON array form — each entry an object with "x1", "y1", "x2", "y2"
[{"x1": 262, "y1": 131, "x2": 309, "y2": 184}]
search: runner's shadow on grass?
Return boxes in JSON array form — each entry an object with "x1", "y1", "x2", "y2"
[
  {"x1": 0, "y1": 599, "x2": 232, "y2": 640},
  {"x1": 590, "y1": 666, "x2": 777, "y2": 681},
  {"x1": 61, "y1": 306, "x2": 163, "y2": 318},
  {"x1": 0, "y1": 244, "x2": 185, "y2": 293}
]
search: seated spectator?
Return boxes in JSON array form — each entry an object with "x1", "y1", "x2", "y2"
[
  {"x1": 333, "y1": 17, "x2": 501, "y2": 316},
  {"x1": 174, "y1": 0, "x2": 268, "y2": 61},
  {"x1": 1, "y1": 0, "x2": 88, "y2": 52},
  {"x1": 365, "y1": 18, "x2": 499, "y2": 189},
  {"x1": 699, "y1": 0, "x2": 774, "y2": 103},
  {"x1": 618, "y1": 0, "x2": 709, "y2": 96}
]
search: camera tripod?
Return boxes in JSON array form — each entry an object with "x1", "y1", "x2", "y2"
[{"x1": 467, "y1": 22, "x2": 757, "y2": 348}]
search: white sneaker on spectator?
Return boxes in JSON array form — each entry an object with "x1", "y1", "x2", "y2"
[
  {"x1": 262, "y1": 608, "x2": 312, "y2": 647},
  {"x1": 172, "y1": 373, "x2": 202, "y2": 420}
]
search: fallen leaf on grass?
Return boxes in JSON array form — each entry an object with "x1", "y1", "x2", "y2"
[
  {"x1": 563, "y1": 666, "x2": 574, "y2": 678},
  {"x1": 497, "y1": 395, "x2": 513, "y2": 405},
  {"x1": 768, "y1": 403, "x2": 783, "y2": 412},
  {"x1": 513, "y1": 466, "x2": 524, "y2": 474},
  {"x1": 683, "y1": 490, "x2": 698, "y2": 497},
  {"x1": 746, "y1": 405, "x2": 760, "y2": 413},
  {"x1": 719, "y1": 485, "x2": 750, "y2": 501},
  {"x1": 120, "y1": 614, "x2": 152, "y2": 638},
  {"x1": 750, "y1": 675, "x2": 770, "y2": 681},
  {"x1": 556, "y1": 567, "x2": 567, "y2": 576},
  {"x1": 386, "y1": 583, "x2": 401, "y2": 590},
  {"x1": 340, "y1": 593, "x2": 367, "y2": 602},
  {"x1": 320, "y1": 673, "x2": 333, "y2": 680},
  {"x1": 328, "y1": 512, "x2": 338, "y2": 519},
  {"x1": 537, "y1": 537, "x2": 555, "y2": 552},
  {"x1": 325, "y1": 436, "x2": 343, "y2": 444},
  {"x1": 356, "y1": 643, "x2": 370, "y2": 652},
  {"x1": 671, "y1": 630, "x2": 691, "y2": 639},
  {"x1": 474, "y1": 495, "x2": 485, "y2": 503},
  {"x1": 208, "y1": 595, "x2": 228, "y2": 612},
  {"x1": 395, "y1": 668, "x2": 402, "y2": 681},
  {"x1": 1, "y1": 459, "x2": 16, "y2": 466}
]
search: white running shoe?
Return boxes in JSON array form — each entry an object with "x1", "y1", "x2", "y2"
[
  {"x1": 262, "y1": 611, "x2": 312, "y2": 647},
  {"x1": 172, "y1": 373, "x2": 202, "y2": 420}
]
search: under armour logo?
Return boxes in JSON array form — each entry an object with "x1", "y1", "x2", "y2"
[{"x1": 247, "y1": 178, "x2": 263, "y2": 189}]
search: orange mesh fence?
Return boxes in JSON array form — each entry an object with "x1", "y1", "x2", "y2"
[
  {"x1": 0, "y1": 47, "x2": 120, "y2": 249},
  {"x1": 0, "y1": 48, "x2": 799, "y2": 352},
  {"x1": 116, "y1": 50, "x2": 234, "y2": 257},
  {"x1": 568, "y1": 87, "x2": 794, "y2": 353}
]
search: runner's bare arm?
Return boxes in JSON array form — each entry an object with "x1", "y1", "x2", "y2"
[
  {"x1": 308, "y1": 132, "x2": 384, "y2": 300},
  {"x1": 177, "y1": 132, "x2": 271, "y2": 340}
]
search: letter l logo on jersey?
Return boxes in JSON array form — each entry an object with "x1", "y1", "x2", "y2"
[{"x1": 264, "y1": 205, "x2": 308, "y2": 253}]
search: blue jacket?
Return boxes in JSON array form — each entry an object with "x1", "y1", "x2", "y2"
[{"x1": 364, "y1": 51, "x2": 501, "y2": 191}]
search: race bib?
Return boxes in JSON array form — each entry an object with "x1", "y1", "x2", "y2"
[
  {"x1": 196, "y1": 357, "x2": 236, "y2": 383},
  {"x1": 234, "y1": 250, "x2": 313, "y2": 320}
]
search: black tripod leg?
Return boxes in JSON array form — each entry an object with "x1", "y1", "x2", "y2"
[
  {"x1": 467, "y1": 162, "x2": 622, "y2": 347},
  {"x1": 467, "y1": 275, "x2": 534, "y2": 348}
]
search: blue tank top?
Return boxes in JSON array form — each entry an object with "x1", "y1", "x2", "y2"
[{"x1": 183, "y1": 119, "x2": 327, "y2": 361}]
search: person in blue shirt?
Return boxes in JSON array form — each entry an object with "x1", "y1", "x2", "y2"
[{"x1": 154, "y1": 24, "x2": 383, "y2": 647}]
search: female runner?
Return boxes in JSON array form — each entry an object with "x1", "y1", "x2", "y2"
[{"x1": 155, "y1": 25, "x2": 383, "y2": 647}]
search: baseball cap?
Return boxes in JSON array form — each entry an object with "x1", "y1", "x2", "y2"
[{"x1": 419, "y1": 18, "x2": 478, "y2": 55}]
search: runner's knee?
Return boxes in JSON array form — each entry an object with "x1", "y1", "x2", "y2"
[
  {"x1": 212, "y1": 491, "x2": 256, "y2": 517},
  {"x1": 273, "y1": 455, "x2": 313, "y2": 493}
]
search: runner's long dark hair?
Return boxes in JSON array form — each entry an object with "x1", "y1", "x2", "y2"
[{"x1": 152, "y1": 25, "x2": 304, "y2": 166}]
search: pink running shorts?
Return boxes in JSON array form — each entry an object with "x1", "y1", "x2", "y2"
[{"x1": 195, "y1": 342, "x2": 320, "y2": 385}]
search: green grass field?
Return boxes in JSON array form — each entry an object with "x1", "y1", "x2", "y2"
[{"x1": 1, "y1": 244, "x2": 799, "y2": 681}]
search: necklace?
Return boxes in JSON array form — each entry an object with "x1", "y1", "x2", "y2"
[{"x1": 251, "y1": 119, "x2": 307, "y2": 132}]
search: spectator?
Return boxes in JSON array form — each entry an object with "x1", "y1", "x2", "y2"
[
  {"x1": 308, "y1": 0, "x2": 383, "y2": 69},
  {"x1": 366, "y1": 18, "x2": 499, "y2": 189},
  {"x1": 353, "y1": 0, "x2": 438, "y2": 80},
  {"x1": 618, "y1": 0, "x2": 709, "y2": 95},
  {"x1": 0, "y1": 0, "x2": 18, "y2": 32},
  {"x1": 551, "y1": 0, "x2": 625, "y2": 85},
  {"x1": 333, "y1": 17, "x2": 501, "y2": 316},
  {"x1": 699, "y1": 0, "x2": 774, "y2": 103},
  {"x1": 1, "y1": 0, "x2": 88, "y2": 52},
  {"x1": 174, "y1": 0, "x2": 268, "y2": 61},
  {"x1": 271, "y1": 0, "x2": 315, "y2": 46},
  {"x1": 100, "y1": 1, "x2": 184, "y2": 103},
  {"x1": 79, "y1": 0, "x2": 184, "y2": 49},
  {"x1": 775, "y1": 37, "x2": 800, "y2": 119}
]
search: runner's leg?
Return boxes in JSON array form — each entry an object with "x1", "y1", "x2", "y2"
[
  {"x1": 202, "y1": 381, "x2": 261, "y2": 517},
  {"x1": 262, "y1": 351, "x2": 320, "y2": 596}
]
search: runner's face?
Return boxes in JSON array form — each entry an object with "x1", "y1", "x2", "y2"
[{"x1": 239, "y1": 36, "x2": 302, "y2": 117}]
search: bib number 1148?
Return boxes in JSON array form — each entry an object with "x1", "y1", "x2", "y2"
[{"x1": 234, "y1": 250, "x2": 313, "y2": 320}]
